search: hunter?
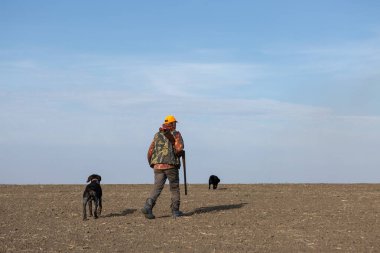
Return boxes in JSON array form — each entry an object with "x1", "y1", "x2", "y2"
[{"x1": 141, "y1": 115, "x2": 185, "y2": 219}]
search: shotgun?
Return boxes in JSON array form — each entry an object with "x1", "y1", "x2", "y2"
[{"x1": 182, "y1": 150, "x2": 188, "y2": 195}]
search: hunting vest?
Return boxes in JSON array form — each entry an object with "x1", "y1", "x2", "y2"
[{"x1": 149, "y1": 130, "x2": 181, "y2": 167}]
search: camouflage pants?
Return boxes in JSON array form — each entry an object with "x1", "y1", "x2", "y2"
[{"x1": 149, "y1": 168, "x2": 180, "y2": 211}]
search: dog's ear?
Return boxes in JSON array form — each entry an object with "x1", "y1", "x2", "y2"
[
  {"x1": 87, "y1": 175, "x2": 91, "y2": 183},
  {"x1": 97, "y1": 175, "x2": 102, "y2": 182}
]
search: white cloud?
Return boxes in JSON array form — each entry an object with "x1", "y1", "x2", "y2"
[
  {"x1": 262, "y1": 36, "x2": 380, "y2": 79},
  {"x1": 140, "y1": 62, "x2": 264, "y2": 96}
]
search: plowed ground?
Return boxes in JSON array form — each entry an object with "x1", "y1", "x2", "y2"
[{"x1": 1, "y1": 184, "x2": 380, "y2": 252}]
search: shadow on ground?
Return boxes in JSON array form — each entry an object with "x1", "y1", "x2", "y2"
[
  {"x1": 184, "y1": 203, "x2": 247, "y2": 216},
  {"x1": 156, "y1": 203, "x2": 248, "y2": 218},
  {"x1": 102, "y1": 209, "x2": 137, "y2": 218}
]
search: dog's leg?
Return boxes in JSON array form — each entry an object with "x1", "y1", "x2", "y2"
[
  {"x1": 94, "y1": 198, "x2": 99, "y2": 219},
  {"x1": 83, "y1": 198, "x2": 88, "y2": 220},
  {"x1": 209, "y1": 183, "x2": 211, "y2": 190},
  {"x1": 98, "y1": 198, "x2": 102, "y2": 216},
  {"x1": 88, "y1": 201, "x2": 93, "y2": 217}
]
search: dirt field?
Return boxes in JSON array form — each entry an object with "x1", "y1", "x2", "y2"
[{"x1": 1, "y1": 184, "x2": 380, "y2": 252}]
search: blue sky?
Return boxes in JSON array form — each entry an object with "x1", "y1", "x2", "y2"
[{"x1": 1, "y1": 0, "x2": 380, "y2": 184}]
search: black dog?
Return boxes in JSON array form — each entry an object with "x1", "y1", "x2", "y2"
[
  {"x1": 209, "y1": 175, "x2": 220, "y2": 190},
  {"x1": 83, "y1": 174, "x2": 102, "y2": 220}
]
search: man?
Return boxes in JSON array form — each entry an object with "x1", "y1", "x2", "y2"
[{"x1": 141, "y1": 115, "x2": 185, "y2": 219}]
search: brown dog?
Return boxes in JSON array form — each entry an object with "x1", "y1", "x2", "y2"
[{"x1": 82, "y1": 174, "x2": 102, "y2": 220}]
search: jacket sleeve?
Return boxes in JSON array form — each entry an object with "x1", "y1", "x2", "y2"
[
  {"x1": 173, "y1": 131, "x2": 184, "y2": 155},
  {"x1": 147, "y1": 139, "x2": 155, "y2": 164}
]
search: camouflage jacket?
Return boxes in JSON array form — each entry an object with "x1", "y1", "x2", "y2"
[{"x1": 147, "y1": 128, "x2": 184, "y2": 169}]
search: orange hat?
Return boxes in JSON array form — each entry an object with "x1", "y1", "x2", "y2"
[{"x1": 163, "y1": 115, "x2": 178, "y2": 124}]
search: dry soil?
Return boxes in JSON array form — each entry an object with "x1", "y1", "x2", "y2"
[{"x1": 1, "y1": 184, "x2": 380, "y2": 252}]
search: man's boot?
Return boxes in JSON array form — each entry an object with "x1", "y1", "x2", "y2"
[
  {"x1": 171, "y1": 202, "x2": 183, "y2": 218},
  {"x1": 141, "y1": 198, "x2": 155, "y2": 219}
]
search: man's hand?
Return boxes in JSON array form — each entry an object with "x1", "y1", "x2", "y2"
[{"x1": 176, "y1": 150, "x2": 185, "y2": 157}]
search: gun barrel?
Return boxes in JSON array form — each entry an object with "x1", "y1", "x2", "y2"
[{"x1": 182, "y1": 151, "x2": 188, "y2": 195}]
